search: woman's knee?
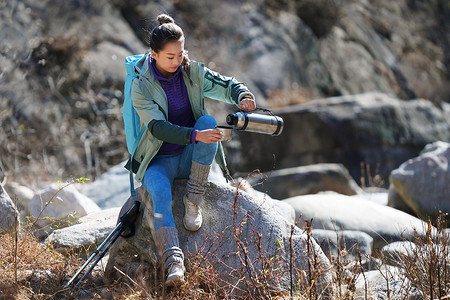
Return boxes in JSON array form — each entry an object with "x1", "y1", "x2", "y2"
[{"x1": 194, "y1": 115, "x2": 217, "y2": 130}]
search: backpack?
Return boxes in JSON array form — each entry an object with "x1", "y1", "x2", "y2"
[
  {"x1": 123, "y1": 54, "x2": 145, "y2": 197},
  {"x1": 123, "y1": 54, "x2": 145, "y2": 155}
]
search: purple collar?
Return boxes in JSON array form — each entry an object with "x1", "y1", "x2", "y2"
[{"x1": 150, "y1": 56, "x2": 182, "y2": 82}]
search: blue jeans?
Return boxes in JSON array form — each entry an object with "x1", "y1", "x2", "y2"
[{"x1": 142, "y1": 115, "x2": 218, "y2": 230}]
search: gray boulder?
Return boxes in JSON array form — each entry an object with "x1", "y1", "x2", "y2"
[
  {"x1": 235, "y1": 178, "x2": 296, "y2": 224},
  {"x1": 311, "y1": 229, "x2": 373, "y2": 261},
  {"x1": 30, "y1": 183, "x2": 101, "y2": 228},
  {"x1": 46, "y1": 207, "x2": 120, "y2": 253},
  {"x1": 354, "y1": 190, "x2": 388, "y2": 206},
  {"x1": 0, "y1": 183, "x2": 19, "y2": 233},
  {"x1": 283, "y1": 193, "x2": 428, "y2": 250},
  {"x1": 380, "y1": 241, "x2": 416, "y2": 266},
  {"x1": 79, "y1": 161, "x2": 139, "y2": 209},
  {"x1": 105, "y1": 181, "x2": 332, "y2": 297},
  {"x1": 389, "y1": 141, "x2": 450, "y2": 221},
  {"x1": 387, "y1": 185, "x2": 417, "y2": 217},
  {"x1": 354, "y1": 265, "x2": 420, "y2": 300},
  {"x1": 238, "y1": 93, "x2": 450, "y2": 186},
  {"x1": 244, "y1": 163, "x2": 363, "y2": 200},
  {"x1": 4, "y1": 182, "x2": 35, "y2": 222},
  {"x1": 269, "y1": 200, "x2": 296, "y2": 225},
  {"x1": 381, "y1": 239, "x2": 450, "y2": 269}
]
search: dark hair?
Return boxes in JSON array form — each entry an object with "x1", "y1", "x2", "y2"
[{"x1": 149, "y1": 14, "x2": 184, "y2": 53}]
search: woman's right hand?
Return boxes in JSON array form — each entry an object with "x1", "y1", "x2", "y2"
[{"x1": 195, "y1": 129, "x2": 223, "y2": 143}]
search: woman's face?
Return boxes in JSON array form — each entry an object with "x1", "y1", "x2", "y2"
[{"x1": 151, "y1": 40, "x2": 185, "y2": 79}]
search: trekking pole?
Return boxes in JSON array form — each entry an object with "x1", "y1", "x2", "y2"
[{"x1": 65, "y1": 200, "x2": 141, "y2": 288}]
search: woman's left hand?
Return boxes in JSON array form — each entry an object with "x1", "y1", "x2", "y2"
[{"x1": 239, "y1": 97, "x2": 256, "y2": 111}]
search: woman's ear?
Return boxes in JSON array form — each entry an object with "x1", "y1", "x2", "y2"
[{"x1": 151, "y1": 50, "x2": 158, "y2": 60}]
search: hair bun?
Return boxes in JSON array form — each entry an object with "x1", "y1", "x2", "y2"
[{"x1": 157, "y1": 14, "x2": 175, "y2": 25}]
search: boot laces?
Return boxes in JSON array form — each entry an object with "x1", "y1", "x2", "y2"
[{"x1": 185, "y1": 199, "x2": 200, "y2": 215}]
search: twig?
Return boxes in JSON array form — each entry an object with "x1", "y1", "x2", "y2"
[
  {"x1": 113, "y1": 266, "x2": 152, "y2": 298},
  {"x1": 13, "y1": 199, "x2": 18, "y2": 291},
  {"x1": 289, "y1": 224, "x2": 294, "y2": 298},
  {"x1": 357, "y1": 247, "x2": 368, "y2": 300},
  {"x1": 47, "y1": 76, "x2": 70, "y2": 106}
]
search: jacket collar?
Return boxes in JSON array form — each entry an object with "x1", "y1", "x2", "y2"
[
  {"x1": 134, "y1": 50, "x2": 185, "y2": 81},
  {"x1": 134, "y1": 51, "x2": 153, "y2": 80},
  {"x1": 149, "y1": 56, "x2": 182, "y2": 82}
]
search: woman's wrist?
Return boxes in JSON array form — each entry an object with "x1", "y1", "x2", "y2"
[
  {"x1": 190, "y1": 129, "x2": 198, "y2": 144},
  {"x1": 239, "y1": 95, "x2": 256, "y2": 111}
]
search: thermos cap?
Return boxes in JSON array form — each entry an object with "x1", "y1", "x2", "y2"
[{"x1": 226, "y1": 114, "x2": 238, "y2": 126}]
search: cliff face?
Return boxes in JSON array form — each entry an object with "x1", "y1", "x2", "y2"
[{"x1": 1, "y1": 0, "x2": 449, "y2": 184}]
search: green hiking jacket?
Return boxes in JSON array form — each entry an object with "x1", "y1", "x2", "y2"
[{"x1": 129, "y1": 52, "x2": 254, "y2": 182}]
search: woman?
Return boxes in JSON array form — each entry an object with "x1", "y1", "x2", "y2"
[{"x1": 130, "y1": 14, "x2": 256, "y2": 286}]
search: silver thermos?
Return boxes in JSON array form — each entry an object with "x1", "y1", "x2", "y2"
[{"x1": 226, "y1": 109, "x2": 284, "y2": 136}]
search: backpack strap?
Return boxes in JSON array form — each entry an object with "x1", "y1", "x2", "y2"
[{"x1": 129, "y1": 125, "x2": 146, "y2": 197}]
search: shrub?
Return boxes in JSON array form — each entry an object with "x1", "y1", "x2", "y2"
[{"x1": 396, "y1": 212, "x2": 449, "y2": 299}]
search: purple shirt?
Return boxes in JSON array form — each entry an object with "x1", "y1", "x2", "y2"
[{"x1": 150, "y1": 58, "x2": 196, "y2": 155}]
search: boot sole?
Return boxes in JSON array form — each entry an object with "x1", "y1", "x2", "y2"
[{"x1": 165, "y1": 275, "x2": 185, "y2": 287}]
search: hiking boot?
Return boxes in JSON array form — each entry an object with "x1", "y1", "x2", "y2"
[
  {"x1": 156, "y1": 227, "x2": 185, "y2": 287},
  {"x1": 183, "y1": 161, "x2": 210, "y2": 231},
  {"x1": 183, "y1": 197, "x2": 202, "y2": 231},
  {"x1": 165, "y1": 261, "x2": 185, "y2": 287}
]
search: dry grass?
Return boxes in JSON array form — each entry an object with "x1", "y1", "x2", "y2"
[
  {"x1": 0, "y1": 224, "x2": 83, "y2": 299},
  {"x1": 396, "y1": 212, "x2": 449, "y2": 299},
  {"x1": 359, "y1": 162, "x2": 385, "y2": 189}
]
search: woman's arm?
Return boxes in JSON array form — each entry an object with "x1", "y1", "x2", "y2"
[
  {"x1": 132, "y1": 79, "x2": 221, "y2": 144},
  {"x1": 201, "y1": 67, "x2": 255, "y2": 108}
]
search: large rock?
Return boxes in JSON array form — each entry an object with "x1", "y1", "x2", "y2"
[
  {"x1": 79, "y1": 161, "x2": 140, "y2": 209},
  {"x1": 283, "y1": 192, "x2": 429, "y2": 250},
  {"x1": 30, "y1": 183, "x2": 101, "y2": 228},
  {"x1": 354, "y1": 265, "x2": 421, "y2": 300},
  {"x1": 389, "y1": 141, "x2": 450, "y2": 221},
  {"x1": 0, "y1": 183, "x2": 19, "y2": 233},
  {"x1": 244, "y1": 163, "x2": 363, "y2": 200},
  {"x1": 46, "y1": 207, "x2": 120, "y2": 253},
  {"x1": 387, "y1": 185, "x2": 417, "y2": 217},
  {"x1": 4, "y1": 182, "x2": 35, "y2": 222},
  {"x1": 235, "y1": 178, "x2": 296, "y2": 224},
  {"x1": 239, "y1": 93, "x2": 450, "y2": 186},
  {"x1": 311, "y1": 229, "x2": 373, "y2": 262},
  {"x1": 105, "y1": 181, "x2": 332, "y2": 297},
  {"x1": 380, "y1": 241, "x2": 416, "y2": 266}
]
